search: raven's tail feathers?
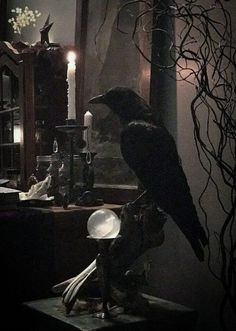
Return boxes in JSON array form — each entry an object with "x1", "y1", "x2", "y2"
[
  {"x1": 174, "y1": 214, "x2": 208, "y2": 261},
  {"x1": 184, "y1": 225, "x2": 208, "y2": 261}
]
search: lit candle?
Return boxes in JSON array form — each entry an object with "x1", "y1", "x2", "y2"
[
  {"x1": 83, "y1": 110, "x2": 93, "y2": 149},
  {"x1": 67, "y1": 51, "x2": 76, "y2": 120}
]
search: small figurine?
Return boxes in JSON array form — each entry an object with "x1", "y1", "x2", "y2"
[{"x1": 40, "y1": 14, "x2": 54, "y2": 45}]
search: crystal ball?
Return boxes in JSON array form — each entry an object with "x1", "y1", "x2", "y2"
[{"x1": 87, "y1": 208, "x2": 121, "y2": 239}]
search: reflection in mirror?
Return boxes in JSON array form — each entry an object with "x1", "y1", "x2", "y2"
[{"x1": 78, "y1": 0, "x2": 151, "y2": 188}]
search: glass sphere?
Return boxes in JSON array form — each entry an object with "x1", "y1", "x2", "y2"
[{"x1": 87, "y1": 209, "x2": 121, "y2": 239}]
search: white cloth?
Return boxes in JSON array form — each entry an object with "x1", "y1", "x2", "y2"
[{"x1": 19, "y1": 175, "x2": 52, "y2": 200}]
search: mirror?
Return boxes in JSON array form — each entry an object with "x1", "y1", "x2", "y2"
[{"x1": 75, "y1": 0, "x2": 152, "y2": 189}]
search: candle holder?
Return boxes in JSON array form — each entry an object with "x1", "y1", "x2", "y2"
[
  {"x1": 75, "y1": 151, "x2": 103, "y2": 207},
  {"x1": 56, "y1": 119, "x2": 87, "y2": 205}
]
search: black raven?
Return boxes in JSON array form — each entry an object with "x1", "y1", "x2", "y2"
[{"x1": 89, "y1": 86, "x2": 208, "y2": 261}]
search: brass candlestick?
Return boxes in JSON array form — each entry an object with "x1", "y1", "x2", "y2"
[{"x1": 56, "y1": 119, "x2": 87, "y2": 205}]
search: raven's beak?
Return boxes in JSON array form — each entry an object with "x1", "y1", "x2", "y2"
[{"x1": 88, "y1": 94, "x2": 106, "y2": 104}]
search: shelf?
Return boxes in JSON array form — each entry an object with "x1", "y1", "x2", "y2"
[
  {"x1": 0, "y1": 106, "x2": 20, "y2": 114},
  {"x1": 0, "y1": 142, "x2": 20, "y2": 147}
]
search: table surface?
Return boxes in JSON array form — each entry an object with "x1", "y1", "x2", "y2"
[{"x1": 23, "y1": 295, "x2": 198, "y2": 331}]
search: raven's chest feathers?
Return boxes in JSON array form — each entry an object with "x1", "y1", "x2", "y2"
[{"x1": 120, "y1": 121, "x2": 179, "y2": 177}]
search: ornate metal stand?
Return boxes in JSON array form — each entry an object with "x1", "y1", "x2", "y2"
[
  {"x1": 75, "y1": 151, "x2": 103, "y2": 207},
  {"x1": 87, "y1": 237, "x2": 113, "y2": 319}
]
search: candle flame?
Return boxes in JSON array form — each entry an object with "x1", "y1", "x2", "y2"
[{"x1": 67, "y1": 51, "x2": 76, "y2": 63}]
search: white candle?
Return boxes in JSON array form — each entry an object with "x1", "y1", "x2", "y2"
[
  {"x1": 67, "y1": 51, "x2": 76, "y2": 120},
  {"x1": 83, "y1": 110, "x2": 93, "y2": 149}
]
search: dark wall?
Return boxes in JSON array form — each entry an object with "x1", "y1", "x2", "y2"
[{"x1": 0, "y1": 0, "x2": 7, "y2": 40}]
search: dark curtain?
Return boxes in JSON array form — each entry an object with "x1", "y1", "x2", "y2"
[{"x1": 0, "y1": 0, "x2": 7, "y2": 40}]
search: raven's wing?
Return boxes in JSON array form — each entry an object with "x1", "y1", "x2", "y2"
[{"x1": 120, "y1": 121, "x2": 208, "y2": 261}]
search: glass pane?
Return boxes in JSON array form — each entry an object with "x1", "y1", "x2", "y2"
[
  {"x1": 2, "y1": 146, "x2": 12, "y2": 168},
  {"x1": 0, "y1": 62, "x2": 21, "y2": 188},
  {"x1": 11, "y1": 72, "x2": 19, "y2": 107},
  {"x1": 2, "y1": 73, "x2": 11, "y2": 107},
  {"x1": 12, "y1": 144, "x2": 20, "y2": 167},
  {"x1": 1, "y1": 113, "x2": 12, "y2": 143},
  {"x1": 1, "y1": 144, "x2": 20, "y2": 175}
]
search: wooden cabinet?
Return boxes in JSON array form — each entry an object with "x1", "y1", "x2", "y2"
[
  {"x1": 0, "y1": 41, "x2": 35, "y2": 189},
  {"x1": 0, "y1": 41, "x2": 67, "y2": 189}
]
